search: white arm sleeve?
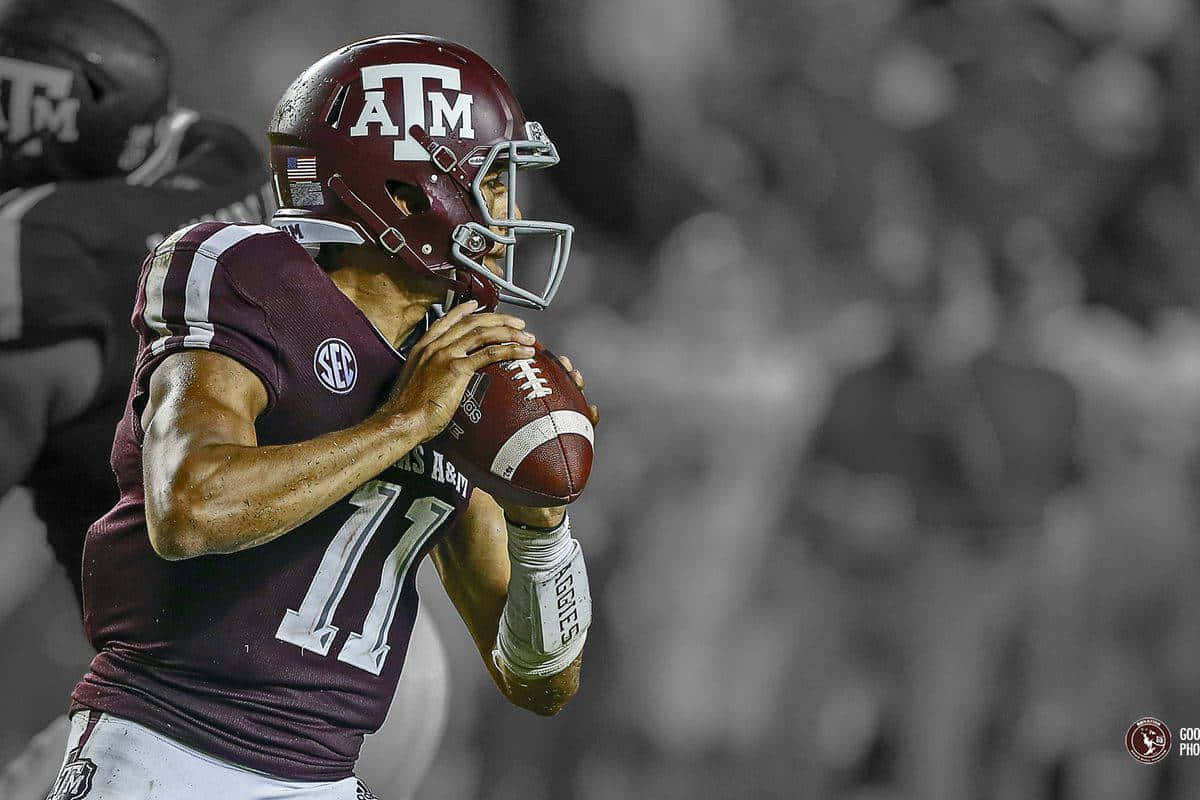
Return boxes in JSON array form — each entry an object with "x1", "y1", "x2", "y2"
[{"x1": 492, "y1": 513, "x2": 592, "y2": 680}]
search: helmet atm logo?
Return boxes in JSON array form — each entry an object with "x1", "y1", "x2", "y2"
[
  {"x1": 0, "y1": 56, "x2": 79, "y2": 152},
  {"x1": 314, "y1": 338, "x2": 358, "y2": 394},
  {"x1": 348, "y1": 64, "x2": 474, "y2": 161}
]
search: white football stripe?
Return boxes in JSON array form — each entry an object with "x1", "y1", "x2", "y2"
[
  {"x1": 490, "y1": 410, "x2": 594, "y2": 480},
  {"x1": 0, "y1": 183, "x2": 56, "y2": 341}
]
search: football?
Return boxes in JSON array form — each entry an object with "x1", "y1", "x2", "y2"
[{"x1": 441, "y1": 342, "x2": 595, "y2": 507}]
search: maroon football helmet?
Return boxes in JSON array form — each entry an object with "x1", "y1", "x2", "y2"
[{"x1": 268, "y1": 35, "x2": 572, "y2": 309}]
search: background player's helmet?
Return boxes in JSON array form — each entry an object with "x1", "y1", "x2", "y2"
[
  {"x1": 0, "y1": 0, "x2": 171, "y2": 188},
  {"x1": 268, "y1": 35, "x2": 573, "y2": 309}
]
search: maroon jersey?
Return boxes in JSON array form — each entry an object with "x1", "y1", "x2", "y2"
[
  {"x1": 0, "y1": 111, "x2": 273, "y2": 604},
  {"x1": 72, "y1": 221, "x2": 472, "y2": 781}
]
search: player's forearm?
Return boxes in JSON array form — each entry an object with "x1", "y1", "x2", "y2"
[
  {"x1": 454, "y1": 583, "x2": 583, "y2": 716},
  {"x1": 146, "y1": 412, "x2": 426, "y2": 559},
  {"x1": 434, "y1": 490, "x2": 589, "y2": 714},
  {"x1": 445, "y1": 564, "x2": 583, "y2": 715},
  {"x1": 491, "y1": 515, "x2": 589, "y2": 713}
]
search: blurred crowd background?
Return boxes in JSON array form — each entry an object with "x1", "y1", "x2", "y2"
[{"x1": 4, "y1": 0, "x2": 1200, "y2": 798}]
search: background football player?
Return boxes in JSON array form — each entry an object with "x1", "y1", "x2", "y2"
[
  {"x1": 0, "y1": 5, "x2": 442, "y2": 799},
  {"x1": 51, "y1": 35, "x2": 596, "y2": 799},
  {"x1": 0, "y1": 1, "x2": 272, "y2": 794}
]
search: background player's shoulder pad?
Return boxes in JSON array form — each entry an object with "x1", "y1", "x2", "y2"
[
  {"x1": 134, "y1": 112, "x2": 267, "y2": 191},
  {"x1": 174, "y1": 118, "x2": 265, "y2": 186}
]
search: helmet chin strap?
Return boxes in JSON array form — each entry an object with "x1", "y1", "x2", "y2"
[
  {"x1": 327, "y1": 173, "x2": 408, "y2": 254},
  {"x1": 454, "y1": 271, "x2": 500, "y2": 310},
  {"x1": 408, "y1": 124, "x2": 474, "y2": 189},
  {"x1": 443, "y1": 270, "x2": 499, "y2": 311},
  {"x1": 407, "y1": 125, "x2": 512, "y2": 311},
  {"x1": 328, "y1": 172, "x2": 499, "y2": 310}
]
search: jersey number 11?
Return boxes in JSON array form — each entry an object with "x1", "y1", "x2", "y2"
[{"x1": 275, "y1": 480, "x2": 453, "y2": 675}]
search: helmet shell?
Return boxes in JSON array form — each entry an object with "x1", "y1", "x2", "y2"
[{"x1": 268, "y1": 35, "x2": 527, "y2": 298}]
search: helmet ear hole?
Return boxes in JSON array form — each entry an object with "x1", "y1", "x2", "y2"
[{"x1": 387, "y1": 180, "x2": 430, "y2": 216}]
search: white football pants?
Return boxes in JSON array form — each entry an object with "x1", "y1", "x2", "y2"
[{"x1": 48, "y1": 711, "x2": 368, "y2": 800}]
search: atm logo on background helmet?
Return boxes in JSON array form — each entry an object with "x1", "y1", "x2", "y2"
[
  {"x1": 349, "y1": 63, "x2": 474, "y2": 161},
  {"x1": 0, "y1": 56, "x2": 79, "y2": 152}
]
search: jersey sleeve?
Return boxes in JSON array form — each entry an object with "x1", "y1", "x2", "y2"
[{"x1": 132, "y1": 222, "x2": 284, "y2": 409}]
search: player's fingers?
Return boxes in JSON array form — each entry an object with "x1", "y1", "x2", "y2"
[
  {"x1": 410, "y1": 300, "x2": 479, "y2": 361},
  {"x1": 561, "y1": 356, "x2": 585, "y2": 389},
  {"x1": 426, "y1": 313, "x2": 526, "y2": 356},
  {"x1": 466, "y1": 343, "x2": 535, "y2": 371},
  {"x1": 436, "y1": 312, "x2": 528, "y2": 350},
  {"x1": 557, "y1": 354, "x2": 585, "y2": 390},
  {"x1": 588, "y1": 404, "x2": 600, "y2": 427},
  {"x1": 453, "y1": 325, "x2": 534, "y2": 356},
  {"x1": 422, "y1": 299, "x2": 477, "y2": 341}
]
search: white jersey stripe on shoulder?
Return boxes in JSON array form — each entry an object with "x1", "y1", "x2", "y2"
[
  {"x1": 145, "y1": 222, "x2": 207, "y2": 353},
  {"x1": 146, "y1": 224, "x2": 276, "y2": 354},
  {"x1": 155, "y1": 221, "x2": 206, "y2": 255},
  {"x1": 182, "y1": 225, "x2": 277, "y2": 348},
  {"x1": 145, "y1": 252, "x2": 173, "y2": 354},
  {"x1": 0, "y1": 183, "x2": 56, "y2": 341},
  {"x1": 490, "y1": 410, "x2": 594, "y2": 480}
]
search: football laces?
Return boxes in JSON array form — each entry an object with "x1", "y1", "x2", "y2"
[{"x1": 504, "y1": 359, "x2": 552, "y2": 400}]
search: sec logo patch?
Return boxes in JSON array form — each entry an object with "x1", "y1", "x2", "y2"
[{"x1": 314, "y1": 338, "x2": 357, "y2": 394}]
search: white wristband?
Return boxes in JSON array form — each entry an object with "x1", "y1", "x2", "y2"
[{"x1": 492, "y1": 513, "x2": 592, "y2": 680}]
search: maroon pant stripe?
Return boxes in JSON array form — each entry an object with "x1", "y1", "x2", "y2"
[{"x1": 69, "y1": 711, "x2": 103, "y2": 759}]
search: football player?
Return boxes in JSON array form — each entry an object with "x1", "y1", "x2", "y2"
[
  {"x1": 51, "y1": 35, "x2": 595, "y2": 799},
  {"x1": 0, "y1": 6, "x2": 440, "y2": 800}
]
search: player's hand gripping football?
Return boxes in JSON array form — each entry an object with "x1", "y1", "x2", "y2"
[
  {"x1": 384, "y1": 300, "x2": 535, "y2": 441},
  {"x1": 496, "y1": 353, "x2": 599, "y2": 529}
]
